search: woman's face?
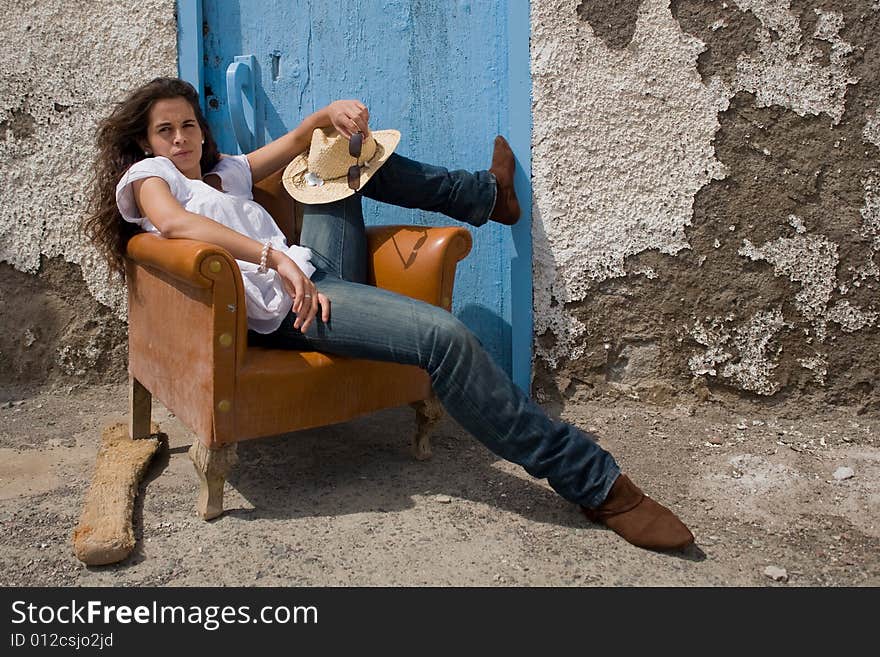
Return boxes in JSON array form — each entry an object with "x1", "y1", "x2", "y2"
[{"x1": 142, "y1": 97, "x2": 204, "y2": 179}]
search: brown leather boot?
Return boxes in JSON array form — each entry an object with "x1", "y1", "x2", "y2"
[
  {"x1": 582, "y1": 474, "x2": 695, "y2": 552},
  {"x1": 488, "y1": 136, "x2": 521, "y2": 225}
]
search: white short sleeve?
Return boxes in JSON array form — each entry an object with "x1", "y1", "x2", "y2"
[
  {"x1": 116, "y1": 157, "x2": 190, "y2": 226},
  {"x1": 209, "y1": 154, "x2": 253, "y2": 199}
]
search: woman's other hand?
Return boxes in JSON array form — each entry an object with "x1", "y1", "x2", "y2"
[
  {"x1": 327, "y1": 100, "x2": 370, "y2": 139},
  {"x1": 273, "y1": 254, "x2": 331, "y2": 332}
]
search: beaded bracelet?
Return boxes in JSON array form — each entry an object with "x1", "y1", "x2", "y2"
[{"x1": 258, "y1": 241, "x2": 272, "y2": 274}]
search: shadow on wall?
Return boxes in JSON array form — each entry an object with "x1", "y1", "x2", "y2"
[
  {"x1": 530, "y1": 204, "x2": 596, "y2": 407},
  {"x1": 457, "y1": 303, "x2": 511, "y2": 365}
]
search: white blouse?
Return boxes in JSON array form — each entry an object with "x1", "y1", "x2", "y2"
[{"x1": 116, "y1": 154, "x2": 315, "y2": 334}]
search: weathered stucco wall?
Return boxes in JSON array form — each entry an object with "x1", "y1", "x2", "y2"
[
  {"x1": 532, "y1": 0, "x2": 880, "y2": 410},
  {"x1": 0, "y1": 0, "x2": 177, "y2": 386},
  {"x1": 3, "y1": 0, "x2": 878, "y2": 411}
]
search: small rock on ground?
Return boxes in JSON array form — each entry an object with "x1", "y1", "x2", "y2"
[
  {"x1": 763, "y1": 566, "x2": 788, "y2": 582},
  {"x1": 833, "y1": 467, "x2": 855, "y2": 481}
]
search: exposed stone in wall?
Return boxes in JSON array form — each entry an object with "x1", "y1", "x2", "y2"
[
  {"x1": 0, "y1": 258, "x2": 127, "y2": 387},
  {"x1": 0, "y1": 0, "x2": 176, "y2": 383},
  {"x1": 575, "y1": 0, "x2": 642, "y2": 49},
  {"x1": 532, "y1": 0, "x2": 880, "y2": 409}
]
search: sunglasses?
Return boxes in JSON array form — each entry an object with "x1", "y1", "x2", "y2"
[{"x1": 347, "y1": 132, "x2": 363, "y2": 191}]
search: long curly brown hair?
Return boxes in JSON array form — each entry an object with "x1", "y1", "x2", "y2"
[{"x1": 82, "y1": 77, "x2": 221, "y2": 279}]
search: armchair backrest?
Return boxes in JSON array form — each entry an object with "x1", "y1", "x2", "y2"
[{"x1": 252, "y1": 168, "x2": 304, "y2": 244}]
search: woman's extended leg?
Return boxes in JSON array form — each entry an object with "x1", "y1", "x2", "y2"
[
  {"x1": 297, "y1": 153, "x2": 494, "y2": 284},
  {"x1": 285, "y1": 193, "x2": 610, "y2": 499},
  {"x1": 252, "y1": 273, "x2": 693, "y2": 550},
  {"x1": 254, "y1": 272, "x2": 618, "y2": 507},
  {"x1": 291, "y1": 164, "x2": 693, "y2": 551}
]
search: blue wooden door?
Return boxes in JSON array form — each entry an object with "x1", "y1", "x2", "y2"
[{"x1": 181, "y1": 0, "x2": 531, "y2": 385}]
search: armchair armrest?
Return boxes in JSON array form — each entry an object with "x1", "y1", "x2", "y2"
[
  {"x1": 125, "y1": 232, "x2": 246, "y2": 446},
  {"x1": 126, "y1": 233, "x2": 237, "y2": 289},
  {"x1": 366, "y1": 225, "x2": 472, "y2": 310}
]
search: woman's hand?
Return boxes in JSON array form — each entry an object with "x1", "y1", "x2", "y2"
[
  {"x1": 246, "y1": 100, "x2": 370, "y2": 183},
  {"x1": 273, "y1": 254, "x2": 331, "y2": 332},
  {"x1": 327, "y1": 100, "x2": 370, "y2": 139}
]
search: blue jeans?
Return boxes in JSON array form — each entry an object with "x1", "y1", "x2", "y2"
[{"x1": 249, "y1": 153, "x2": 620, "y2": 508}]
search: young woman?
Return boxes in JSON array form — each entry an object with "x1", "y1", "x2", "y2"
[{"x1": 84, "y1": 77, "x2": 694, "y2": 552}]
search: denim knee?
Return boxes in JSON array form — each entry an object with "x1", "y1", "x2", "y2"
[{"x1": 421, "y1": 311, "x2": 477, "y2": 374}]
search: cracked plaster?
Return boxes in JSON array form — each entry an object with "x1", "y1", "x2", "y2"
[
  {"x1": 865, "y1": 104, "x2": 880, "y2": 148},
  {"x1": 738, "y1": 234, "x2": 838, "y2": 336},
  {"x1": 857, "y1": 175, "x2": 880, "y2": 274},
  {"x1": 719, "y1": 308, "x2": 787, "y2": 395},
  {"x1": 797, "y1": 353, "x2": 827, "y2": 385},
  {"x1": 689, "y1": 308, "x2": 787, "y2": 395},
  {"x1": 827, "y1": 299, "x2": 878, "y2": 332},
  {"x1": 532, "y1": 0, "x2": 861, "y2": 368},
  {"x1": 737, "y1": 227, "x2": 877, "y2": 340},
  {"x1": 533, "y1": 0, "x2": 877, "y2": 399},
  {"x1": 723, "y1": 2, "x2": 858, "y2": 125},
  {"x1": 532, "y1": 0, "x2": 729, "y2": 367},
  {"x1": 0, "y1": 0, "x2": 177, "y2": 317}
]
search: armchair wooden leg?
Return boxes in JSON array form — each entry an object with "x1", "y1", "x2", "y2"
[
  {"x1": 188, "y1": 441, "x2": 238, "y2": 520},
  {"x1": 129, "y1": 376, "x2": 151, "y2": 440},
  {"x1": 410, "y1": 393, "x2": 443, "y2": 461}
]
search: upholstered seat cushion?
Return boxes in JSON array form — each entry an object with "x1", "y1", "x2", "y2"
[{"x1": 234, "y1": 348, "x2": 431, "y2": 441}]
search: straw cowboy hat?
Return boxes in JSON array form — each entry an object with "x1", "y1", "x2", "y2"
[{"x1": 282, "y1": 127, "x2": 401, "y2": 204}]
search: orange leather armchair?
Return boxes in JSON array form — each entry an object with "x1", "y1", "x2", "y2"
[{"x1": 124, "y1": 168, "x2": 473, "y2": 519}]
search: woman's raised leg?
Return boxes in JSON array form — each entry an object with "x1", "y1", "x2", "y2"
[
  {"x1": 360, "y1": 153, "x2": 496, "y2": 227},
  {"x1": 359, "y1": 137, "x2": 520, "y2": 226},
  {"x1": 297, "y1": 138, "x2": 520, "y2": 282},
  {"x1": 298, "y1": 195, "x2": 367, "y2": 283}
]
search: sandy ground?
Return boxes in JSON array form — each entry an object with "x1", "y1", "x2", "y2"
[{"x1": 0, "y1": 381, "x2": 877, "y2": 587}]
